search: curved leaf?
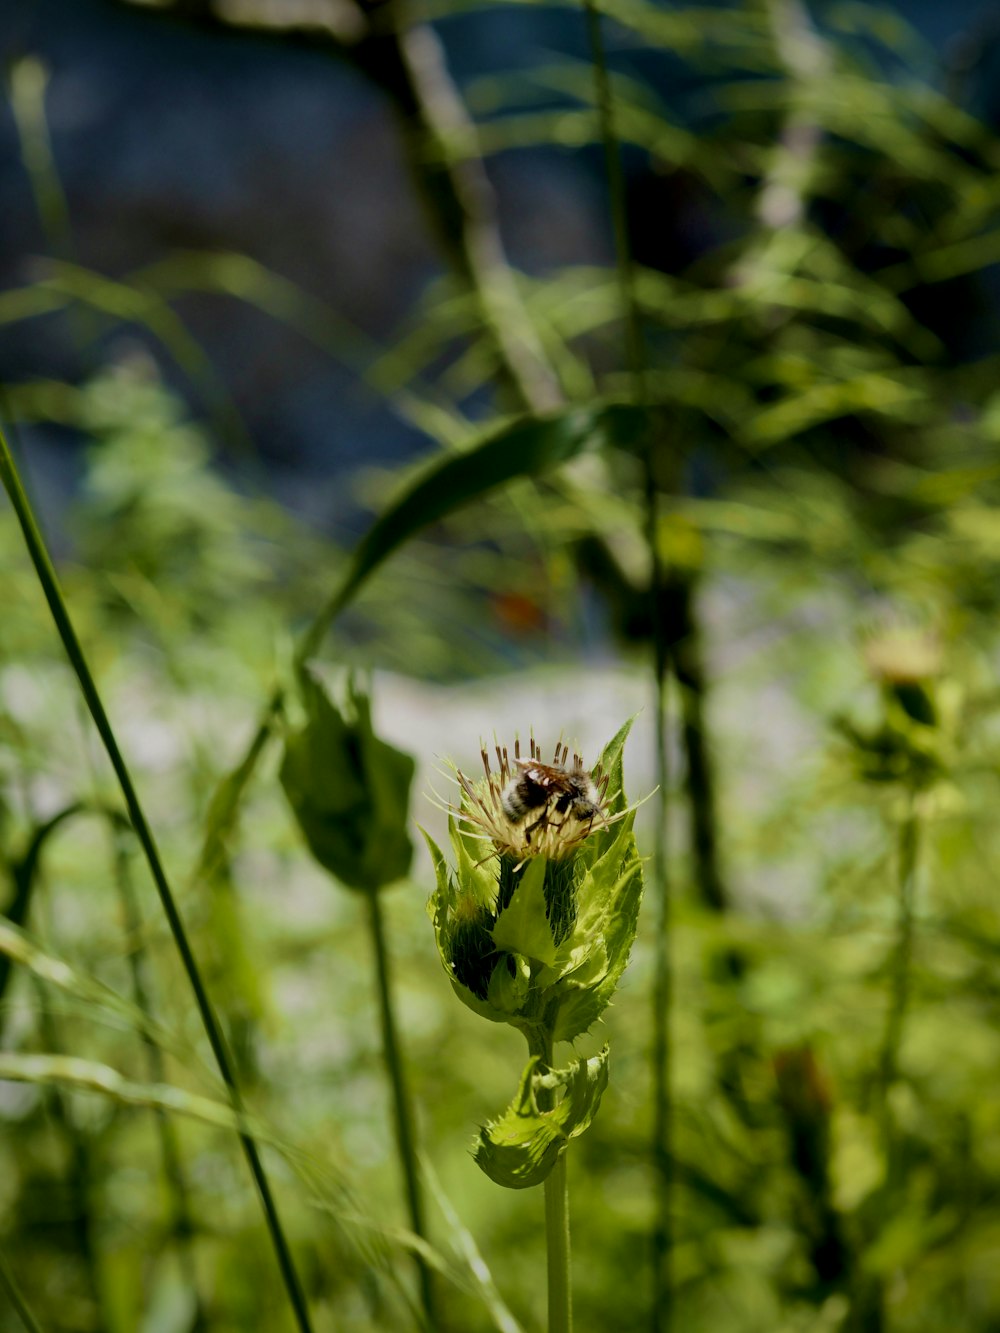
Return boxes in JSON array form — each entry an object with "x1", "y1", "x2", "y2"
[
  {"x1": 281, "y1": 672, "x2": 414, "y2": 892},
  {"x1": 305, "y1": 402, "x2": 650, "y2": 649},
  {"x1": 474, "y1": 1046, "x2": 610, "y2": 1189}
]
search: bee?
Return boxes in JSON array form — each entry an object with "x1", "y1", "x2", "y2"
[{"x1": 500, "y1": 743, "x2": 606, "y2": 844}]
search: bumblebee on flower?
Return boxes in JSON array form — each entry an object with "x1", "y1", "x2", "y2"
[
  {"x1": 425, "y1": 720, "x2": 643, "y2": 1189},
  {"x1": 454, "y1": 734, "x2": 621, "y2": 864}
]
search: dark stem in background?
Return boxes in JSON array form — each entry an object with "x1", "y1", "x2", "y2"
[
  {"x1": 112, "y1": 825, "x2": 206, "y2": 1331},
  {"x1": 876, "y1": 795, "x2": 920, "y2": 1129},
  {"x1": 855, "y1": 792, "x2": 919, "y2": 1333},
  {"x1": 664, "y1": 576, "x2": 726, "y2": 913},
  {"x1": 0, "y1": 1243, "x2": 45, "y2": 1333},
  {"x1": 366, "y1": 892, "x2": 437, "y2": 1328},
  {"x1": 0, "y1": 425, "x2": 316, "y2": 1333},
  {"x1": 648, "y1": 662, "x2": 672, "y2": 1333},
  {"x1": 845, "y1": 794, "x2": 919, "y2": 1333},
  {"x1": 33, "y1": 977, "x2": 106, "y2": 1328},
  {"x1": 580, "y1": 6, "x2": 673, "y2": 1328}
]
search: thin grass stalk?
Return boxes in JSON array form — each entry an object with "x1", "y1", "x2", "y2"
[
  {"x1": 366, "y1": 891, "x2": 437, "y2": 1328},
  {"x1": 0, "y1": 1243, "x2": 45, "y2": 1333},
  {"x1": 580, "y1": 7, "x2": 673, "y2": 1328},
  {"x1": 112, "y1": 825, "x2": 206, "y2": 1329},
  {"x1": 0, "y1": 424, "x2": 315, "y2": 1333}
]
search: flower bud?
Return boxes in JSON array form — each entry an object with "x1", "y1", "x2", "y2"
[
  {"x1": 281, "y1": 669, "x2": 414, "y2": 893},
  {"x1": 426, "y1": 719, "x2": 643, "y2": 1186}
]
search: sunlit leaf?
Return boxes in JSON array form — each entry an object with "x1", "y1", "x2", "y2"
[
  {"x1": 281, "y1": 671, "x2": 414, "y2": 893},
  {"x1": 474, "y1": 1046, "x2": 610, "y2": 1189}
]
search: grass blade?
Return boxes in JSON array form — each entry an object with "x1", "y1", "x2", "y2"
[
  {"x1": 0, "y1": 1244, "x2": 45, "y2": 1333},
  {"x1": 0, "y1": 423, "x2": 315, "y2": 1333}
]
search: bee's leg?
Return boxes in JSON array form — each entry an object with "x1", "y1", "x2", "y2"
[{"x1": 524, "y1": 810, "x2": 549, "y2": 844}]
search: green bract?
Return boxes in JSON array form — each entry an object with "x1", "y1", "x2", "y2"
[
  {"x1": 426, "y1": 718, "x2": 643, "y2": 1186},
  {"x1": 280, "y1": 670, "x2": 415, "y2": 893},
  {"x1": 475, "y1": 1046, "x2": 610, "y2": 1189}
]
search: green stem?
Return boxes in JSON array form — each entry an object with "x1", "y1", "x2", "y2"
[
  {"x1": 666, "y1": 575, "x2": 727, "y2": 913},
  {"x1": 857, "y1": 793, "x2": 920, "y2": 1333},
  {"x1": 877, "y1": 794, "x2": 920, "y2": 1166},
  {"x1": 582, "y1": 0, "x2": 646, "y2": 401},
  {"x1": 0, "y1": 425, "x2": 314, "y2": 1333},
  {"x1": 530, "y1": 1030, "x2": 573, "y2": 1333},
  {"x1": 545, "y1": 1154, "x2": 572, "y2": 1333},
  {"x1": 0, "y1": 1244, "x2": 44, "y2": 1333},
  {"x1": 649, "y1": 663, "x2": 672, "y2": 1333},
  {"x1": 367, "y1": 892, "x2": 436, "y2": 1327},
  {"x1": 581, "y1": 7, "x2": 673, "y2": 1326}
]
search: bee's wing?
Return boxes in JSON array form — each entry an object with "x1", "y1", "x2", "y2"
[{"x1": 519, "y1": 761, "x2": 577, "y2": 792}]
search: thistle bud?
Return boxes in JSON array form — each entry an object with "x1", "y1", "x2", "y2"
[
  {"x1": 835, "y1": 626, "x2": 947, "y2": 789},
  {"x1": 426, "y1": 718, "x2": 643, "y2": 1186},
  {"x1": 864, "y1": 626, "x2": 941, "y2": 728}
]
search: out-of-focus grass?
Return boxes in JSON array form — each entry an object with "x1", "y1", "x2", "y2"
[{"x1": 5, "y1": 2, "x2": 1000, "y2": 1329}]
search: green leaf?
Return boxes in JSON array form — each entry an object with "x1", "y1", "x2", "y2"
[
  {"x1": 475, "y1": 1046, "x2": 610, "y2": 1189},
  {"x1": 491, "y1": 858, "x2": 558, "y2": 967},
  {"x1": 0, "y1": 802, "x2": 84, "y2": 1009},
  {"x1": 588, "y1": 714, "x2": 637, "y2": 851},
  {"x1": 448, "y1": 814, "x2": 499, "y2": 908},
  {"x1": 486, "y1": 951, "x2": 532, "y2": 1015},
  {"x1": 552, "y1": 834, "x2": 643, "y2": 1043},
  {"x1": 280, "y1": 671, "x2": 414, "y2": 892},
  {"x1": 0, "y1": 920, "x2": 211, "y2": 1080},
  {"x1": 326, "y1": 402, "x2": 649, "y2": 619},
  {"x1": 195, "y1": 713, "x2": 275, "y2": 885},
  {"x1": 425, "y1": 829, "x2": 510, "y2": 1026}
]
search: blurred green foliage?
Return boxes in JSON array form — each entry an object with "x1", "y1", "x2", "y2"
[{"x1": 5, "y1": 2, "x2": 1000, "y2": 1331}]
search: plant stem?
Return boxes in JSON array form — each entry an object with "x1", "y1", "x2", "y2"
[
  {"x1": 0, "y1": 425, "x2": 315, "y2": 1333},
  {"x1": 877, "y1": 793, "x2": 920, "y2": 1166},
  {"x1": 581, "y1": 1, "x2": 645, "y2": 400},
  {"x1": 0, "y1": 1244, "x2": 44, "y2": 1333},
  {"x1": 649, "y1": 662, "x2": 672, "y2": 1333},
  {"x1": 858, "y1": 791, "x2": 920, "y2": 1333},
  {"x1": 665, "y1": 575, "x2": 727, "y2": 913},
  {"x1": 581, "y1": 7, "x2": 673, "y2": 1326},
  {"x1": 545, "y1": 1153, "x2": 572, "y2": 1333},
  {"x1": 531, "y1": 1030, "x2": 573, "y2": 1333},
  {"x1": 366, "y1": 892, "x2": 437, "y2": 1327}
]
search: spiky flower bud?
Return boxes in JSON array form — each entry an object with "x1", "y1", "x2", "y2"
[{"x1": 426, "y1": 719, "x2": 643, "y2": 1187}]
